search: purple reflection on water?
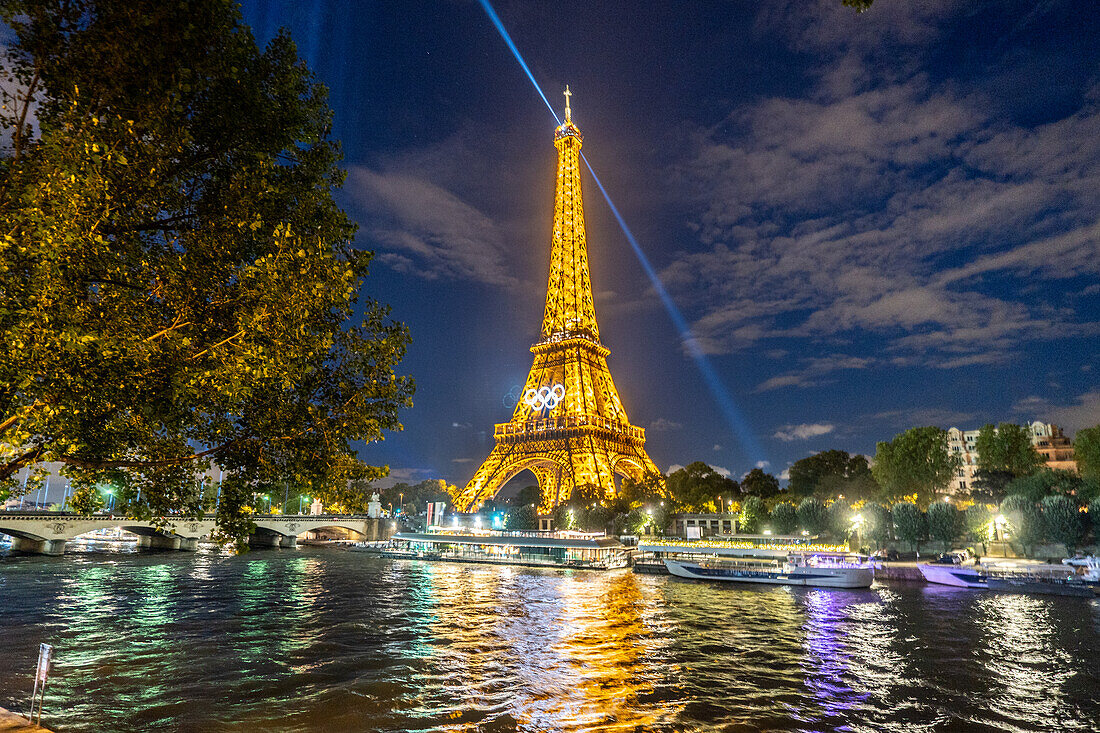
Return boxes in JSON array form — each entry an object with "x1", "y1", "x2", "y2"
[{"x1": 800, "y1": 589, "x2": 871, "y2": 724}]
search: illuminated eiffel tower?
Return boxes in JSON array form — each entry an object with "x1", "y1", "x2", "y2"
[{"x1": 454, "y1": 89, "x2": 660, "y2": 512}]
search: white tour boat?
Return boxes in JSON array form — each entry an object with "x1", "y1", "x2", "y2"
[
  {"x1": 664, "y1": 553, "x2": 874, "y2": 589},
  {"x1": 918, "y1": 563, "x2": 988, "y2": 588}
]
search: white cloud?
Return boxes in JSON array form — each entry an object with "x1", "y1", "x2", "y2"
[
  {"x1": 666, "y1": 2, "x2": 1100, "y2": 368},
  {"x1": 451, "y1": 458, "x2": 474, "y2": 464},
  {"x1": 347, "y1": 166, "x2": 520, "y2": 288},
  {"x1": 773, "y1": 423, "x2": 836, "y2": 441},
  {"x1": 713, "y1": 444, "x2": 722, "y2": 451},
  {"x1": 649, "y1": 418, "x2": 684, "y2": 432},
  {"x1": 755, "y1": 460, "x2": 771, "y2": 469},
  {"x1": 1012, "y1": 391, "x2": 1100, "y2": 433}
]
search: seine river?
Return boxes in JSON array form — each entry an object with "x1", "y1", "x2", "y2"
[{"x1": 1, "y1": 546, "x2": 1098, "y2": 732}]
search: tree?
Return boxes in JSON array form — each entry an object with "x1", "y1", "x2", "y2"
[
  {"x1": 770, "y1": 502, "x2": 798, "y2": 534},
  {"x1": 788, "y1": 450, "x2": 872, "y2": 498},
  {"x1": 1004, "y1": 469, "x2": 1091, "y2": 503},
  {"x1": 618, "y1": 471, "x2": 666, "y2": 511},
  {"x1": 892, "y1": 502, "x2": 927, "y2": 554},
  {"x1": 739, "y1": 495, "x2": 767, "y2": 533},
  {"x1": 964, "y1": 504, "x2": 993, "y2": 557},
  {"x1": 969, "y1": 468, "x2": 1016, "y2": 505},
  {"x1": 974, "y1": 423, "x2": 1043, "y2": 478},
  {"x1": 740, "y1": 468, "x2": 780, "y2": 499},
  {"x1": 1041, "y1": 495, "x2": 1084, "y2": 556},
  {"x1": 927, "y1": 501, "x2": 959, "y2": 551},
  {"x1": 864, "y1": 504, "x2": 893, "y2": 549},
  {"x1": 788, "y1": 451, "x2": 847, "y2": 496},
  {"x1": 1074, "y1": 426, "x2": 1100, "y2": 480},
  {"x1": 826, "y1": 499, "x2": 851, "y2": 543},
  {"x1": 513, "y1": 485, "x2": 542, "y2": 509},
  {"x1": 796, "y1": 497, "x2": 829, "y2": 536},
  {"x1": 1000, "y1": 495, "x2": 1045, "y2": 557},
  {"x1": 872, "y1": 427, "x2": 960, "y2": 506},
  {"x1": 665, "y1": 462, "x2": 738, "y2": 512},
  {"x1": 507, "y1": 504, "x2": 539, "y2": 531},
  {"x1": 1090, "y1": 498, "x2": 1100, "y2": 546},
  {"x1": 0, "y1": 0, "x2": 413, "y2": 546}
]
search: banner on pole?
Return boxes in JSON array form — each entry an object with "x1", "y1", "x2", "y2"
[{"x1": 35, "y1": 644, "x2": 52, "y2": 684}]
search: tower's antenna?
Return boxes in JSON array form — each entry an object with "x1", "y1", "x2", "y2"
[{"x1": 563, "y1": 85, "x2": 572, "y2": 123}]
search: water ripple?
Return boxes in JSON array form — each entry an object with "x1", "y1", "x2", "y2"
[{"x1": 0, "y1": 548, "x2": 1098, "y2": 732}]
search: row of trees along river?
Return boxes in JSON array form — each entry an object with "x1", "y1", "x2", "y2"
[{"x1": 469, "y1": 423, "x2": 1100, "y2": 558}]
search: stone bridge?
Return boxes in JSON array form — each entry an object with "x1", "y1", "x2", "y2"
[{"x1": 0, "y1": 512, "x2": 386, "y2": 555}]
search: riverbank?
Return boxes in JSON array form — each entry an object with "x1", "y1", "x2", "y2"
[{"x1": 0, "y1": 707, "x2": 53, "y2": 732}]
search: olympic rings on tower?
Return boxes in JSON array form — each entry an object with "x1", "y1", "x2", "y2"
[{"x1": 523, "y1": 383, "x2": 566, "y2": 411}]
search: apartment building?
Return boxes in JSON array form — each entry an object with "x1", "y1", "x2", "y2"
[{"x1": 945, "y1": 421, "x2": 1077, "y2": 493}]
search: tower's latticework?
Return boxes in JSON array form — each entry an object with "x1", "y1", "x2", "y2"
[{"x1": 454, "y1": 90, "x2": 660, "y2": 512}]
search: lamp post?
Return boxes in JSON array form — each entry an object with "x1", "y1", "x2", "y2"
[
  {"x1": 851, "y1": 513, "x2": 864, "y2": 551},
  {"x1": 399, "y1": 492, "x2": 404, "y2": 516},
  {"x1": 262, "y1": 494, "x2": 271, "y2": 514},
  {"x1": 995, "y1": 514, "x2": 1007, "y2": 557}
]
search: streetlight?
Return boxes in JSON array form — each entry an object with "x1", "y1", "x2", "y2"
[
  {"x1": 398, "y1": 492, "x2": 404, "y2": 515},
  {"x1": 262, "y1": 494, "x2": 271, "y2": 513},
  {"x1": 994, "y1": 514, "x2": 1007, "y2": 556},
  {"x1": 299, "y1": 495, "x2": 310, "y2": 514},
  {"x1": 851, "y1": 513, "x2": 864, "y2": 550}
]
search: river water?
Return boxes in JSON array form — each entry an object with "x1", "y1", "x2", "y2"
[{"x1": 0, "y1": 546, "x2": 1098, "y2": 732}]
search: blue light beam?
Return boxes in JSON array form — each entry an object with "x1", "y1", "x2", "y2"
[
  {"x1": 477, "y1": 0, "x2": 768, "y2": 467},
  {"x1": 477, "y1": 0, "x2": 560, "y2": 124}
]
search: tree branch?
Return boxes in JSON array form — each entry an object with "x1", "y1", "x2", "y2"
[
  {"x1": 0, "y1": 445, "x2": 44, "y2": 483},
  {"x1": 58, "y1": 440, "x2": 237, "y2": 471}
]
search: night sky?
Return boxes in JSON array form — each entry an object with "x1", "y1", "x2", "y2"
[{"x1": 241, "y1": 0, "x2": 1099, "y2": 490}]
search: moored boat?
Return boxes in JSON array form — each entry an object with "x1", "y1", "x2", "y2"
[
  {"x1": 664, "y1": 554, "x2": 874, "y2": 589},
  {"x1": 918, "y1": 563, "x2": 988, "y2": 588}
]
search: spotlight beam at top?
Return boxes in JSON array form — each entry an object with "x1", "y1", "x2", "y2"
[{"x1": 476, "y1": 0, "x2": 767, "y2": 467}]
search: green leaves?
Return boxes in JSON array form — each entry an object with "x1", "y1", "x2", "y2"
[
  {"x1": 0, "y1": 0, "x2": 412, "y2": 544},
  {"x1": 872, "y1": 426, "x2": 959, "y2": 506}
]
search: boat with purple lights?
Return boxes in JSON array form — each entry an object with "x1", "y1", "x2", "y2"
[{"x1": 664, "y1": 553, "x2": 874, "y2": 588}]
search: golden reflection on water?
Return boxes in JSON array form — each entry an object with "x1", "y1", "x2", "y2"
[{"x1": 412, "y1": 565, "x2": 675, "y2": 732}]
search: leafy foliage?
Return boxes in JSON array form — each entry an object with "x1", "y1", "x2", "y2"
[
  {"x1": 963, "y1": 504, "x2": 993, "y2": 555},
  {"x1": 665, "y1": 462, "x2": 738, "y2": 512},
  {"x1": 1041, "y1": 495, "x2": 1083, "y2": 555},
  {"x1": 1000, "y1": 495, "x2": 1044, "y2": 556},
  {"x1": 788, "y1": 449, "x2": 877, "y2": 500},
  {"x1": 1074, "y1": 426, "x2": 1100, "y2": 481},
  {"x1": 864, "y1": 503, "x2": 893, "y2": 549},
  {"x1": 1004, "y1": 469, "x2": 1094, "y2": 504},
  {"x1": 739, "y1": 468, "x2": 780, "y2": 499},
  {"x1": 826, "y1": 498, "x2": 851, "y2": 542},
  {"x1": 506, "y1": 504, "x2": 539, "y2": 531},
  {"x1": 739, "y1": 495, "x2": 767, "y2": 533},
  {"x1": 968, "y1": 468, "x2": 1016, "y2": 505},
  {"x1": 0, "y1": 0, "x2": 413, "y2": 547},
  {"x1": 892, "y1": 502, "x2": 927, "y2": 552},
  {"x1": 796, "y1": 497, "x2": 828, "y2": 536},
  {"x1": 927, "y1": 501, "x2": 959, "y2": 549},
  {"x1": 974, "y1": 423, "x2": 1043, "y2": 478},
  {"x1": 383, "y1": 480, "x2": 452, "y2": 515},
  {"x1": 618, "y1": 471, "x2": 667, "y2": 511},
  {"x1": 1090, "y1": 498, "x2": 1100, "y2": 543},
  {"x1": 872, "y1": 427, "x2": 959, "y2": 506},
  {"x1": 769, "y1": 501, "x2": 798, "y2": 534}
]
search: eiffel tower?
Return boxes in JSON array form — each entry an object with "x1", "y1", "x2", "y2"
[{"x1": 454, "y1": 89, "x2": 660, "y2": 512}]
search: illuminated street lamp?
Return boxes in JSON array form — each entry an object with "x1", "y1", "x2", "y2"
[
  {"x1": 262, "y1": 494, "x2": 271, "y2": 513},
  {"x1": 994, "y1": 514, "x2": 1007, "y2": 556},
  {"x1": 299, "y1": 495, "x2": 310, "y2": 514},
  {"x1": 851, "y1": 513, "x2": 865, "y2": 549}
]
